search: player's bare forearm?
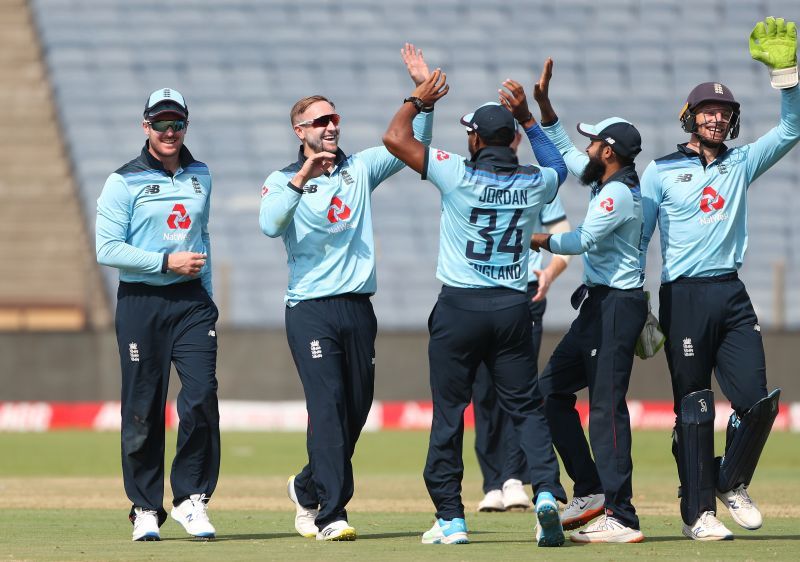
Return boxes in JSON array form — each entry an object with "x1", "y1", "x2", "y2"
[
  {"x1": 383, "y1": 103, "x2": 426, "y2": 174},
  {"x1": 544, "y1": 254, "x2": 568, "y2": 280}
]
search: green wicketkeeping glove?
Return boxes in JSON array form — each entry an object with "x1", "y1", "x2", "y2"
[
  {"x1": 749, "y1": 16, "x2": 798, "y2": 89},
  {"x1": 635, "y1": 291, "x2": 666, "y2": 360}
]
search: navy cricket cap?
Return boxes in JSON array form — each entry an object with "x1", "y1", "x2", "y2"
[
  {"x1": 686, "y1": 82, "x2": 740, "y2": 111},
  {"x1": 460, "y1": 102, "x2": 516, "y2": 141},
  {"x1": 143, "y1": 87, "x2": 188, "y2": 119},
  {"x1": 577, "y1": 117, "x2": 642, "y2": 160}
]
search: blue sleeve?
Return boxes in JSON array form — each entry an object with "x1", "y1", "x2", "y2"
[
  {"x1": 259, "y1": 171, "x2": 303, "y2": 238},
  {"x1": 361, "y1": 110, "x2": 434, "y2": 189},
  {"x1": 639, "y1": 161, "x2": 661, "y2": 270},
  {"x1": 95, "y1": 174, "x2": 163, "y2": 273},
  {"x1": 200, "y1": 176, "x2": 213, "y2": 297},
  {"x1": 744, "y1": 85, "x2": 800, "y2": 184},
  {"x1": 549, "y1": 183, "x2": 632, "y2": 255},
  {"x1": 525, "y1": 123, "x2": 567, "y2": 185},
  {"x1": 541, "y1": 119, "x2": 591, "y2": 180}
]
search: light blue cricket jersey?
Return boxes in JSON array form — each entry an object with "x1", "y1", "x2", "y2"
[
  {"x1": 641, "y1": 85, "x2": 800, "y2": 282},
  {"x1": 260, "y1": 112, "x2": 432, "y2": 306},
  {"x1": 528, "y1": 196, "x2": 567, "y2": 282},
  {"x1": 542, "y1": 120, "x2": 644, "y2": 289},
  {"x1": 422, "y1": 145, "x2": 560, "y2": 291},
  {"x1": 96, "y1": 143, "x2": 213, "y2": 295}
]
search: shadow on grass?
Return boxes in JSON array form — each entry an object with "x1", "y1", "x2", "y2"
[{"x1": 160, "y1": 533, "x2": 299, "y2": 541}]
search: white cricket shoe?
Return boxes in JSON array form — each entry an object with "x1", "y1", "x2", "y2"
[
  {"x1": 682, "y1": 511, "x2": 734, "y2": 541},
  {"x1": 502, "y1": 478, "x2": 532, "y2": 511},
  {"x1": 131, "y1": 507, "x2": 160, "y2": 541},
  {"x1": 717, "y1": 484, "x2": 762, "y2": 530},
  {"x1": 316, "y1": 520, "x2": 357, "y2": 541},
  {"x1": 171, "y1": 493, "x2": 216, "y2": 539},
  {"x1": 287, "y1": 475, "x2": 319, "y2": 538},
  {"x1": 477, "y1": 489, "x2": 505, "y2": 512},
  {"x1": 570, "y1": 515, "x2": 644, "y2": 543},
  {"x1": 561, "y1": 493, "x2": 605, "y2": 530},
  {"x1": 421, "y1": 518, "x2": 469, "y2": 544}
]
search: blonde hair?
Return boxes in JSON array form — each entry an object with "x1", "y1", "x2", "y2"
[{"x1": 290, "y1": 95, "x2": 335, "y2": 126}]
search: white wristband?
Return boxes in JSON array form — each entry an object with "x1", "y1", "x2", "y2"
[{"x1": 769, "y1": 66, "x2": 799, "y2": 89}]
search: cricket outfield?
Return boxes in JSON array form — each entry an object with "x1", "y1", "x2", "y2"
[{"x1": 1, "y1": 430, "x2": 798, "y2": 561}]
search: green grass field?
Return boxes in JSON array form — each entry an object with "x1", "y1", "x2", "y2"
[{"x1": 1, "y1": 430, "x2": 799, "y2": 561}]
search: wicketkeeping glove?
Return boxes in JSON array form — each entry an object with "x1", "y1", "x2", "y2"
[
  {"x1": 635, "y1": 291, "x2": 665, "y2": 360},
  {"x1": 749, "y1": 16, "x2": 798, "y2": 89}
]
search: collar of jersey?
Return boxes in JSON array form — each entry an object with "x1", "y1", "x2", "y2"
[
  {"x1": 591, "y1": 164, "x2": 639, "y2": 196},
  {"x1": 296, "y1": 146, "x2": 348, "y2": 172},
  {"x1": 469, "y1": 146, "x2": 518, "y2": 170},
  {"x1": 676, "y1": 141, "x2": 729, "y2": 166},
  {"x1": 141, "y1": 142, "x2": 196, "y2": 175}
]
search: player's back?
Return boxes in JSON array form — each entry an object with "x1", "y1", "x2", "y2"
[{"x1": 423, "y1": 146, "x2": 560, "y2": 291}]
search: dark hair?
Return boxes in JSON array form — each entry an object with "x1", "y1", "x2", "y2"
[{"x1": 290, "y1": 95, "x2": 335, "y2": 125}]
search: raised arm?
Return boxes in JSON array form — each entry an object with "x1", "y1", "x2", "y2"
[
  {"x1": 499, "y1": 75, "x2": 567, "y2": 186},
  {"x1": 382, "y1": 69, "x2": 449, "y2": 174}
]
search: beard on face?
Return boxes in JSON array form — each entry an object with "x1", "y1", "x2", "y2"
[
  {"x1": 580, "y1": 154, "x2": 606, "y2": 186},
  {"x1": 306, "y1": 130, "x2": 339, "y2": 154}
]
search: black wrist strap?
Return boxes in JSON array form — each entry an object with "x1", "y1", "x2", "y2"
[
  {"x1": 404, "y1": 96, "x2": 424, "y2": 113},
  {"x1": 287, "y1": 180, "x2": 304, "y2": 194},
  {"x1": 161, "y1": 253, "x2": 169, "y2": 274}
]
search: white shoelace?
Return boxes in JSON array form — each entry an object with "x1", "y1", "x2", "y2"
[
  {"x1": 189, "y1": 494, "x2": 210, "y2": 521},
  {"x1": 730, "y1": 485, "x2": 754, "y2": 508},
  {"x1": 698, "y1": 511, "x2": 725, "y2": 530},
  {"x1": 134, "y1": 509, "x2": 158, "y2": 530}
]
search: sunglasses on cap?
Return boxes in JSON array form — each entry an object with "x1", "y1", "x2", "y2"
[
  {"x1": 295, "y1": 113, "x2": 341, "y2": 128},
  {"x1": 148, "y1": 119, "x2": 187, "y2": 133}
]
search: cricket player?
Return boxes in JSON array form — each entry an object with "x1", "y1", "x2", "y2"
[
  {"x1": 522, "y1": 59, "x2": 647, "y2": 543},
  {"x1": 259, "y1": 44, "x2": 433, "y2": 542},
  {"x1": 96, "y1": 88, "x2": 219, "y2": 541},
  {"x1": 383, "y1": 69, "x2": 569, "y2": 547},
  {"x1": 474, "y1": 127, "x2": 571, "y2": 513},
  {"x1": 639, "y1": 17, "x2": 800, "y2": 540}
]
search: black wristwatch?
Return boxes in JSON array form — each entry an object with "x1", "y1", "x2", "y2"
[{"x1": 404, "y1": 96, "x2": 426, "y2": 113}]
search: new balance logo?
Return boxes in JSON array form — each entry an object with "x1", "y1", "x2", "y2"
[
  {"x1": 683, "y1": 337, "x2": 694, "y2": 357},
  {"x1": 303, "y1": 184, "x2": 318, "y2": 194},
  {"x1": 310, "y1": 340, "x2": 322, "y2": 359},
  {"x1": 129, "y1": 343, "x2": 140, "y2": 362},
  {"x1": 144, "y1": 184, "x2": 160, "y2": 194},
  {"x1": 675, "y1": 174, "x2": 693, "y2": 182}
]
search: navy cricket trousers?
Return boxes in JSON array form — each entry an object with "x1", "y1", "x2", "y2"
[
  {"x1": 115, "y1": 279, "x2": 220, "y2": 519},
  {"x1": 424, "y1": 286, "x2": 565, "y2": 520},
  {"x1": 472, "y1": 283, "x2": 545, "y2": 491},
  {"x1": 285, "y1": 294, "x2": 377, "y2": 528},
  {"x1": 539, "y1": 286, "x2": 646, "y2": 529},
  {"x1": 659, "y1": 273, "x2": 767, "y2": 524}
]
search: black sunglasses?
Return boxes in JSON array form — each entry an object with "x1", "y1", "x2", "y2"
[
  {"x1": 295, "y1": 113, "x2": 341, "y2": 128},
  {"x1": 148, "y1": 119, "x2": 187, "y2": 133}
]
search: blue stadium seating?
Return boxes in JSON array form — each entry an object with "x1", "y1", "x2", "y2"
[{"x1": 31, "y1": 0, "x2": 800, "y2": 328}]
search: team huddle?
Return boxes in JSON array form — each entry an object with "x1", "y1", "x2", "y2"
[{"x1": 96, "y1": 17, "x2": 798, "y2": 545}]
